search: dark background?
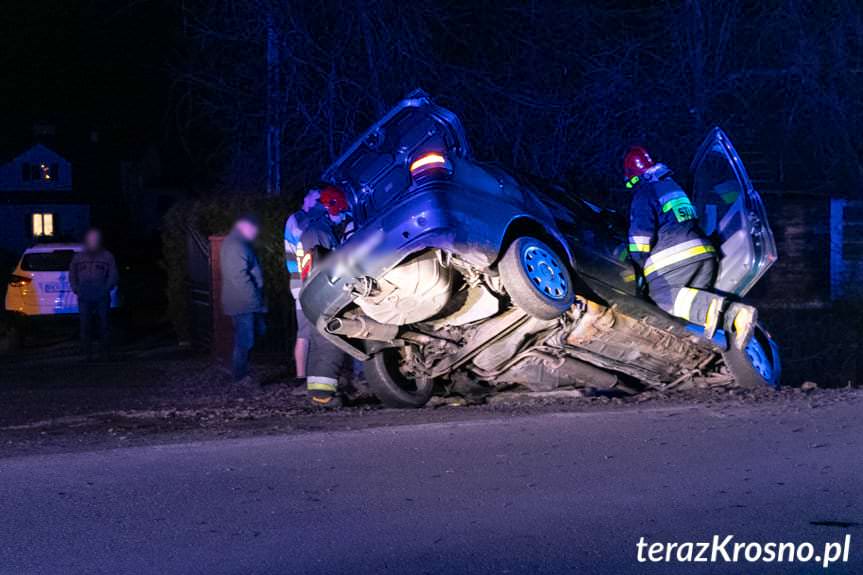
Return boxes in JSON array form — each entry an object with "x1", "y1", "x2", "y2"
[{"x1": 2, "y1": 0, "x2": 861, "y2": 201}]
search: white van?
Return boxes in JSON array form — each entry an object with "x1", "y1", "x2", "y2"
[{"x1": 5, "y1": 244, "x2": 120, "y2": 316}]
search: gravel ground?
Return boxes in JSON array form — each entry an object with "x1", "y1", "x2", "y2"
[{"x1": 1, "y1": 341, "x2": 859, "y2": 458}]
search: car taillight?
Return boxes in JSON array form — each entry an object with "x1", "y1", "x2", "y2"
[
  {"x1": 9, "y1": 275, "x2": 31, "y2": 288},
  {"x1": 410, "y1": 152, "x2": 451, "y2": 178}
]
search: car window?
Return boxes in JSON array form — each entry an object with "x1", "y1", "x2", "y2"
[
  {"x1": 692, "y1": 147, "x2": 741, "y2": 237},
  {"x1": 21, "y1": 250, "x2": 76, "y2": 271}
]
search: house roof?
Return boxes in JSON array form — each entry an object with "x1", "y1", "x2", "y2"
[{"x1": 6, "y1": 143, "x2": 69, "y2": 166}]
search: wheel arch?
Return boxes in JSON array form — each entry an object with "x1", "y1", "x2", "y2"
[{"x1": 496, "y1": 216, "x2": 574, "y2": 270}]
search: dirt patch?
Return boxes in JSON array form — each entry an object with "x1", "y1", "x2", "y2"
[{"x1": 2, "y1": 348, "x2": 861, "y2": 458}]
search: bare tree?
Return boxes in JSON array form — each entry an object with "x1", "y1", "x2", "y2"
[{"x1": 173, "y1": 0, "x2": 863, "y2": 198}]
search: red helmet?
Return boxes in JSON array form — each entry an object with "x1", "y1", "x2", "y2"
[
  {"x1": 623, "y1": 146, "x2": 655, "y2": 182},
  {"x1": 319, "y1": 185, "x2": 349, "y2": 217}
]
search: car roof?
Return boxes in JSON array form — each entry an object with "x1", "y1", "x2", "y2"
[{"x1": 23, "y1": 243, "x2": 82, "y2": 254}]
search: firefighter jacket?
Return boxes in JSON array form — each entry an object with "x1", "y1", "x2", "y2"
[{"x1": 627, "y1": 176, "x2": 715, "y2": 281}]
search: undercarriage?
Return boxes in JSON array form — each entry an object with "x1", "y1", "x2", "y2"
[{"x1": 327, "y1": 248, "x2": 733, "y2": 404}]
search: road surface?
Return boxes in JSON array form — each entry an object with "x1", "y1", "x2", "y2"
[{"x1": 2, "y1": 394, "x2": 861, "y2": 574}]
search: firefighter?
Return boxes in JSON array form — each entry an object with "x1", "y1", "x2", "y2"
[
  {"x1": 284, "y1": 188, "x2": 327, "y2": 385},
  {"x1": 298, "y1": 185, "x2": 352, "y2": 407},
  {"x1": 624, "y1": 146, "x2": 756, "y2": 349}
]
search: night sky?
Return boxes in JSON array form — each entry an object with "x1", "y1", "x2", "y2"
[
  {"x1": 2, "y1": 1, "x2": 861, "y2": 196},
  {"x1": 1, "y1": 1, "x2": 176, "y2": 172}
]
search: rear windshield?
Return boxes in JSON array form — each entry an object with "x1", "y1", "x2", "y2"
[{"x1": 21, "y1": 250, "x2": 76, "y2": 272}]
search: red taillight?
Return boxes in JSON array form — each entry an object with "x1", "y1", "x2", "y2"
[
  {"x1": 409, "y1": 152, "x2": 450, "y2": 176},
  {"x1": 9, "y1": 275, "x2": 31, "y2": 288}
]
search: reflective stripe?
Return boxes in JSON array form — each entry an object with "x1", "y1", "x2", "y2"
[
  {"x1": 661, "y1": 197, "x2": 693, "y2": 214},
  {"x1": 298, "y1": 252, "x2": 312, "y2": 270},
  {"x1": 658, "y1": 191, "x2": 688, "y2": 207},
  {"x1": 643, "y1": 239, "x2": 715, "y2": 277},
  {"x1": 672, "y1": 287, "x2": 698, "y2": 321},
  {"x1": 628, "y1": 235, "x2": 652, "y2": 253},
  {"x1": 307, "y1": 378, "x2": 338, "y2": 393},
  {"x1": 704, "y1": 298, "x2": 720, "y2": 333}
]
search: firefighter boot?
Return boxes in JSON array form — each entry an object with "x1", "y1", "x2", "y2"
[
  {"x1": 725, "y1": 303, "x2": 757, "y2": 350},
  {"x1": 308, "y1": 389, "x2": 343, "y2": 409},
  {"x1": 702, "y1": 296, "x2": 724, "y2": 341}
]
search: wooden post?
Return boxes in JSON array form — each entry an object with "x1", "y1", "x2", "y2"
[{"x1": 209, "y1": 235, "x2": 233, "y2": 369}]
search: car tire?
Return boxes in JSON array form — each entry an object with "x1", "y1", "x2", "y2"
[
  {"x1": 498, "y1": 236, "x2": 575, "y2": 320},
  {"x1": 365, "y1": 347, "x2": 434, "y2": 408},
  {"x1": 723, "y1": 325, "x2": 781, "y2": 389}
]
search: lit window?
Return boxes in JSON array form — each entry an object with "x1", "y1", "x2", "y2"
[
  {"x1": 22, "y1": 162, "x2": 57, "y2": 182},
  {"x1": 32, "y1": 213, "x2": 54, "y2": 237}
]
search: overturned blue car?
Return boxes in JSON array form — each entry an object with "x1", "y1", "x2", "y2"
[{"x1": 300, "y1": 90, "x2": 780, "y2": 407}]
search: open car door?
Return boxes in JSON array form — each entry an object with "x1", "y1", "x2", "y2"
[{"x1": 690, "y1": 127, "x2": 778, "y2": 296}]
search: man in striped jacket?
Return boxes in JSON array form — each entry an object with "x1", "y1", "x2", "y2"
[{"x1": 624, "y1": 146, "x2": 755, "y2": 350}]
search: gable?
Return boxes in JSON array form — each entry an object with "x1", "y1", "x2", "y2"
[
  {"x1": 0, "y1": 144, "x2": 72, "y2": 191},
  {"x1": 14, "y1": 143, "x2": 68, "y2": 166}
]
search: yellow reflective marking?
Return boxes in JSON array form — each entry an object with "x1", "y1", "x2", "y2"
[
  {"x1": 307, "y1": 381, "x2": 338, "y2": 392},
  {"x1": 644, "y1": 245, "x2": 715, "y2": 277},
  {"x1": 705, "y1": 299, "x2": 720, "y2": 331},
  {"x1": 672, "y1": 288, "x2": 698, "y2": 321}
]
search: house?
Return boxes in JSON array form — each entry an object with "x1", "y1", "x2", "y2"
[{"x1": 0, "y1": 144, "x2": 90, "y2": 266}]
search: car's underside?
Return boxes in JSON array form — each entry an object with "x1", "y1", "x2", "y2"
[{"x1": 327, "y1": 247, "x2": 732, "y2": 402}]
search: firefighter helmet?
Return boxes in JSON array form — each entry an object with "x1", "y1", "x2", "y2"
[
  {"x1": 623, "y1": 146, "x2": 656, "y2": 183},
  {"x1": 320, "y1": 185, "x2": 349, "y2": 217}
]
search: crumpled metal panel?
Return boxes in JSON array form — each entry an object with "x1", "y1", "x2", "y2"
[{"x1": 565, "y1": 297, "x2": 715, "y2": 384}]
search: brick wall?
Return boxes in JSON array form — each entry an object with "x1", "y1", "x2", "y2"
[{"x1": 748, "y1": 194, "x2": 831, "y2": 308}]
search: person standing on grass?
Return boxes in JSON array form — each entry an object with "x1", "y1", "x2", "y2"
[
  {"x1": 70, "y1": 228, "x2": 118, "y2": 361},
  {"x1": 220, "y1": 214, "x2": 267, "y2": 385},
  {"x1": 284, "y1": 187, "x2": 327, "y2": 385}
]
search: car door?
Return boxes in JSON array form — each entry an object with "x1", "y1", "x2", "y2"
[
  {"x1": 690, "y1": 127, "x2": 777, "y2": 296},
  {"x1": 536, "y1": 187, "x2": 637, "y2": 296}
]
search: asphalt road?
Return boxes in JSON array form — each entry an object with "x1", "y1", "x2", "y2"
[{"x1": 2, "y1": 395, "x2": 861, "y2": 575}]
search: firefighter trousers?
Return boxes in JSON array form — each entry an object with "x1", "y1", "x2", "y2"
[
  {"x1": 647, "y1": 258, "x2": 724, "y2": 327},
  {"x1": 306, "y1": 323, "x2": 348, "y2": 394}
]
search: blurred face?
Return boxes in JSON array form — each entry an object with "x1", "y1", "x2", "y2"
[
  {"x1": 84, "y1": 230, "x2": 101, "y2": 251},
  {"x1": 236, "y1": 220, "x2": 259, "y2": 242}
]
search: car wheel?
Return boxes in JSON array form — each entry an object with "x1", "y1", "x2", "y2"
[
  {"x1": 723, "y1": 325, "x2": 781, "y2": 389},
  {"x1": 498, "y1": 236, "x2": 575, "y2": 320},
  {"x1": 365, "y1": 347, "x2": 434, "y2": 408}
]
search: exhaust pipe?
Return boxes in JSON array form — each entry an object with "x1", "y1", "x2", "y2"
[{"x1": 326, "y1": 317, "x2": 399, "y2": 342}]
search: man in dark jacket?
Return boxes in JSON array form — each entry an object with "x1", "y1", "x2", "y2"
[
  {"x1": 624, "y1": 146, "x2": 756, "y2": 349},
  {"x1": 220, "y1": 215, "x2": 266, "y2": 383},
  {"x1": 70, "y1": 228, "x2": 118, "y2": 360}
]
